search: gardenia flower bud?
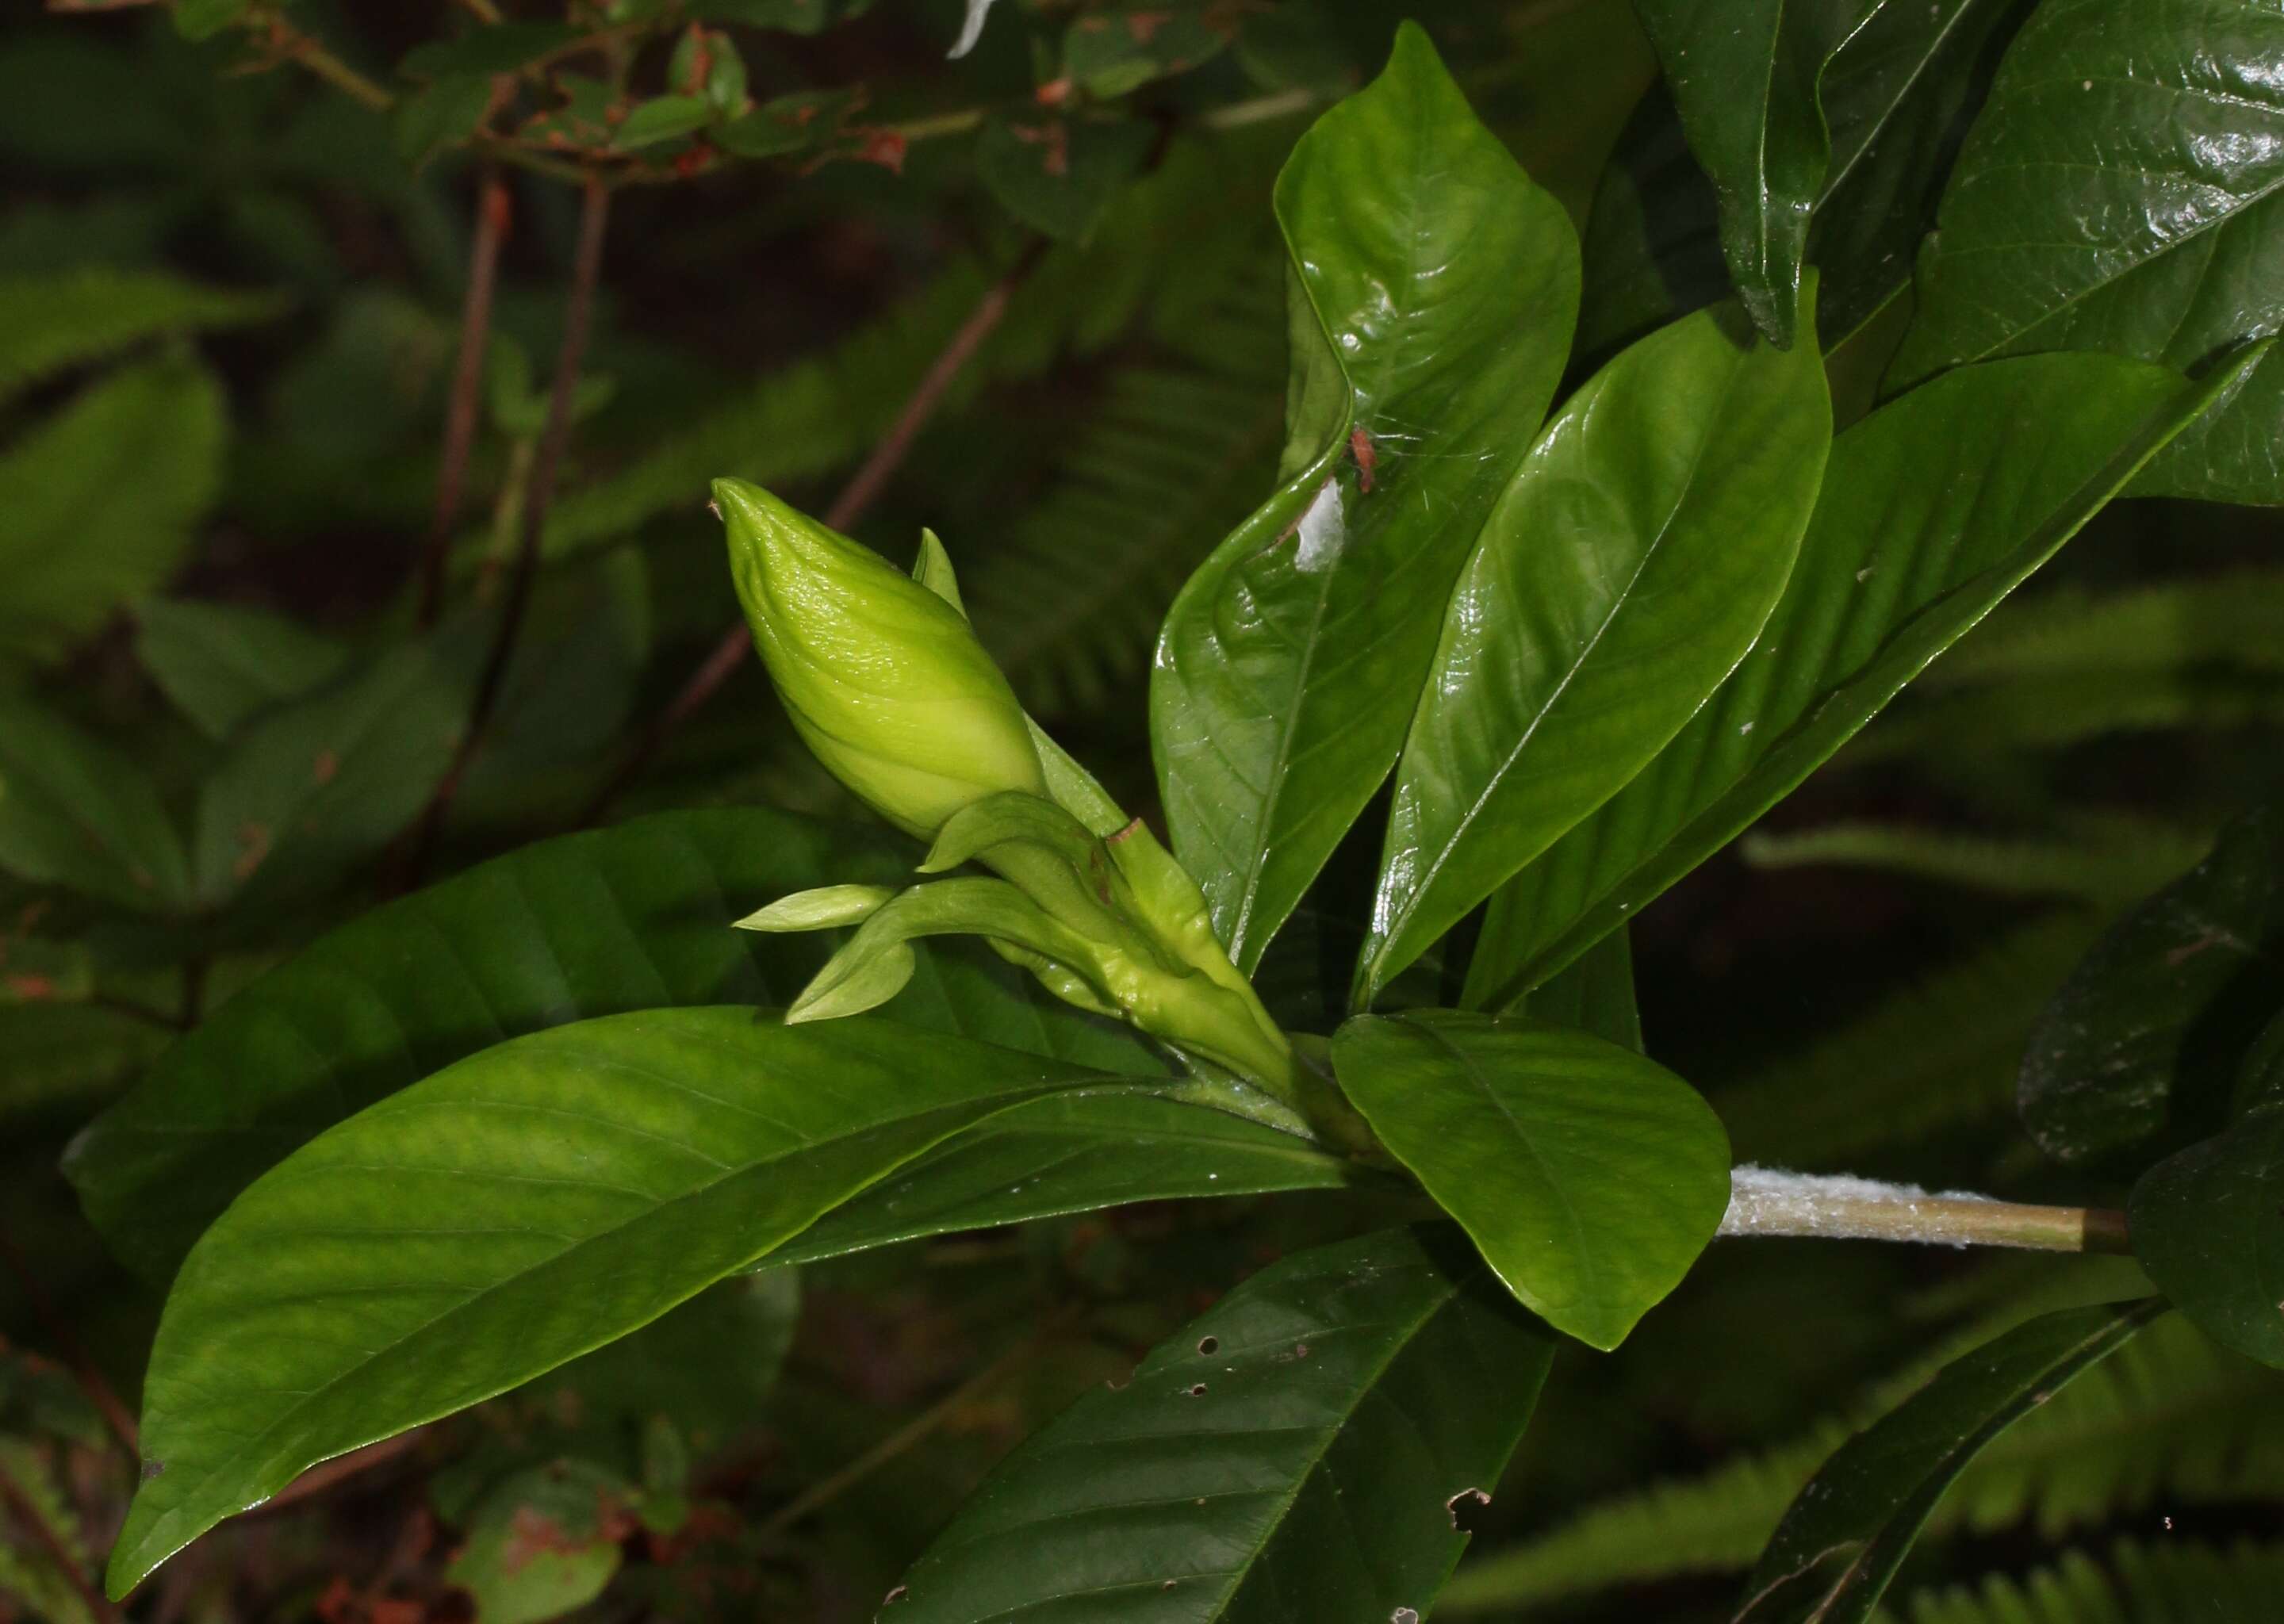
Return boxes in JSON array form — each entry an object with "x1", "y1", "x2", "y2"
[{"x1": 715, "y1": 477, "x2": 1045, "y2": 837}]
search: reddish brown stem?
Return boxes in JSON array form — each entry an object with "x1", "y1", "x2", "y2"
[
  {"x1": 0, "y1": 1455, "x2": 120, "y2": 1624},
  {"x1": 403, "y1": 172, "x2": 611, "y2": 889},
  {"x1": 417, "y1": 169, "x2": 512, "y2": 630},
  {"x1": 581, "y1": 239, "x2": 1048, "y2": 822},
  {"x1": 0, "y1": 1226, "x2": 138, "y2": 1458}
]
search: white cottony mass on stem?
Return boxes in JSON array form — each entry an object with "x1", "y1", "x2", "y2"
[{"x1": 1720, "y1": 1165, "x2": 2129, "y2": 1253}]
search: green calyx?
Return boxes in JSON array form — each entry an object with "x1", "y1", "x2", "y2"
[{"x1": 715, "y1": 478, "x2": 1046, "y2": 839}]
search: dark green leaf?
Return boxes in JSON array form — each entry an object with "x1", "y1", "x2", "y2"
[
  {"x1": 2021, "y1": 806, "x2": 2284, "y2": 1166},
  {"x1": 1331, "y1": 1013, "x2": 1727, "y2": 1348},
  {"x1": 0, "y1": 693, "x2": 190, "y2": 914},
  {"x1": 774, "y1": 1090, "x2": 1361, "y2": 1268},
  {"x1": 398, "y1": 21, "x2": 581, "y2": 79},
  {"x1": 1489, "y1": 925, "x2": 1642, "y2": 1051},
  {"x1": 889, "y1": 1224, "x2": 1556, "y2": 1622},
  {"x1": 614, "y1": 94, "x2": 714, "y2": 151},
  {"x1": 1470, "y1": 347, "x2": 2257, "y2": 1006},
  {"x1": 1807, "y1": 0, "x2": 2019, "y2": 343},
  {"x1": 189, "y1": 622, "x2": 479, "y2": 911},
  {"x1": 0, "y1": 354, "x2": 225, "y2": 664},
  {"x1": 0, "y1": 270, "x2": 282, "y2": 405},
  {"x1": 2131, "y1": 1093, "x2": 2284, "y2": 1369},
  {"x1": 1355, "y1": 300, "x2": 1830, "y2": 1001},
  {"x1": 394, "y1": 75, "x2": 496, "y2": 167},
  {"x1": 688, "y1": 0, "x2": 878, "y2": 33},
  {"x1": 67, "y1": 807, "x2": 1163, "y2": 1282},
  {"x1": 975, "y1": 114, "x2": 1152, "y2": 243},
  {"x1": 1573, "y1": 86, "x2": 1730, "y2": 359},
  {"x1": 104, "y1": 1007, "x2": 1121, "y2": 1595},
  {"x1": 133, "y1": 599, "x2": 347, "y2": 741},
  {"x1": 172, "y1": 0, "x2": 252, "y2": 43},
  {"x1": 1631, "y1": 0, "x2": 1873, "y2": 347},
  {"x1": 712, "y1": 90, "x2": 853, "y2": 158},
  {"x1": 1734, "y1": 1300, "x2": 2166, "y2": 1623},
  {"x1": 1152, "y1": 23, "x2": 1581, "y2": 973},
  {"x1": 1889, "y1": 0, "x2": 2284, "y2": 502},
  {"x1": 1062, "y1": 6, "x2": 1232, "y2": 98}
]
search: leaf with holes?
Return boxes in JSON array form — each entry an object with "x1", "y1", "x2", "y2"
[
  {"x1": 1152, "y1": 22, "x2": 1580, "y2": 975},
  {"x1": 1331, "y1": 1012, "x2": 1728, "y2": 1349},
  {"x1": 887, "y1": 1224, "x2": 1555, "y2": 1622},
  {"x1": 103, "y1": 1008, "x2": 1129, "y2": 1596}
]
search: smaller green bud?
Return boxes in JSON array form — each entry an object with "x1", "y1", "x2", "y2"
[
  {"x1": 715, "y1": 479, "x2": 1045, "y2": 837},
  {"x1": 734, "y1": 884, "x2": 895, "y2": 933}
]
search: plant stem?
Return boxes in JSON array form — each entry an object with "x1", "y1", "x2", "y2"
[
  {"x1": 581, "y1": 239, "x2": 1048, "y2": 823},
  {"x1": 1719, "y1": 1167, "x2": 2131, "y2": 1254},
  {"x1": 402, "y1": 171, "x2": 611, "y2": 888},
  {"x1": 264, "y1": 14, "x2": 395, "y2": 113},
  {"x1": 418, "y1": 168, "x2": 511, "y2": 630},
  {"x1": 0, "y1": 1454, "x2": 119, "y2": 1624}
]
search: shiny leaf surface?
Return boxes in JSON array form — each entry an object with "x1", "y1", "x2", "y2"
[
  {"x1": 1356, "y1": 301, "x2": 1830, "y2": 1002},
  {"x1": 2020, "y1": 806, "x2": 2284, "y2": 1166},
  {"x1": 1470, "y1": 349, "x2": 2253, "y2": 1005},
  {"x1": 772, "y1": 1090, "x2": 1362, "y2": 1270},
  {"x1": 67, "y1": 809, "x2": 1161, "y2": 1281},
  {"x1": 1631, "y1": 0, "x2": 1875, "y2": 347},
  {"x1": 1330, "y1": 1012, "x2": 1726, "y2": 1348},
  {"x1": 105, "y1": 1008, "x2": 1118, "y2": 1595},
  {"x1": 1890, "y1": 0, "x2": 2284, "y2": 502},
  {"x1": 888, "y1": 1224, "x2": 1556, "y2": 1623},
  {"x1": 1152, "y1": 22, "x2": 1580, "y2": 973},
  {"x1": 1734, "y1": 1300, "x2": 2165, "y2": 1623}
]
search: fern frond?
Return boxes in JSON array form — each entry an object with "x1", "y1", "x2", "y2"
[
  {"x1": 538, "y1": 132, "x2": 1282, "y2": 563},
  {"x1": 965, "y1": 274, "x2": 1287, "y2": 716},
  {"x1": 1895, "y1": 1539, "x2": 2284, "y2": 1624},
  {"x1": 1444, "y1": 1312, "x2": 2284, "y2": 1614},
  {"x1": 1740, "y1": 814, "x2": 2213, "y2": 905},
  {"x1": 0, "y1": 1436, "x2": 97, "y2": 1624},
  {"x1": 0, "y1": 269, "x2": 282, "y2": 405},
  {"x1": 1846, "y1": 669, "x2": 2284, "y2": 766},
  {"x1": 1925, "y1": 569, "x2": 2284, "y2": 691},
  {"x1": 1713, "y1": 914, "x2": 2103, "y2": 1167}
]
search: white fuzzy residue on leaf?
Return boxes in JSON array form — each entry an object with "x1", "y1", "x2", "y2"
[
  {"x1": 1293, "y1": 478, "x2": 1345, "y2": 573},
  {"x1": 948, "y1": 0, "x2": 998, "y2": 57}
]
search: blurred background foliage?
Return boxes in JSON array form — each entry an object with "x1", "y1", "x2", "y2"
[{"x1": 0, "y1": 1, "x2": 2278, "y2": 1619}]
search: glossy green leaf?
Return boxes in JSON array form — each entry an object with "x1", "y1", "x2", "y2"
[
  {"x1": 1807, "y1": 0, "x2": 2019, "y2": 343},
  {"x1": 1889, "y1": 0, "x2": 2284, "y2": 502},
  {"x1": 772, "y1": 1090, "x2": 1362, "y2": 1270},
  {"x1": 1573, "y1": 87, "x2": 1730, "y2": 360},
  {"x1": 132, "y1": 599, "x2": 347, "y2": 741},
  {"x1": 0, "y1": 693, "x2": 190, "y2": 914},
  {"x1": 1631, "y1": 0, "x2": 1875, "y2": 347},
  {"x1": 1470, "y1": 348, "x2": 2256, "y2": 1006},
  {"x1": 2020, "y1": 806, "x2": 2284, "y2": 1166},
  {"x1": 1489, "y1": 925, "x2": 1642, "y2": 1052},
  {"x1": 0, "y1": 354, "x2": 224, "y2": 664},
  {"x1": 104, "y1": 1007, "x2": 1121, "y2": 1595},
  {"x1": 1734, "y1": 1300, "x2": 2165, "y2": 1623},
  {"x1": 888, "y1": 1224, "x2": 1556, "y2": 1622},
  {"x1": 975, "y1": 114, "x2": 1153, "y2": 243},
  {"x1": 1330, "y1": 1012, "x2": 1726, "y2": 1349},
  {"x1": 2131, "y1": 1084, "x2": 2284, "y2": 1370},
  {"x1": 1152, "y1": 22, "x2": 1581, "y2": 974},
  {"x1": 67, "y1": 808, "x2": 1162, "y2": 1282},
  {"x1": 1355, "y1": 301, "x2": 1830, "y2": 1002}
]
